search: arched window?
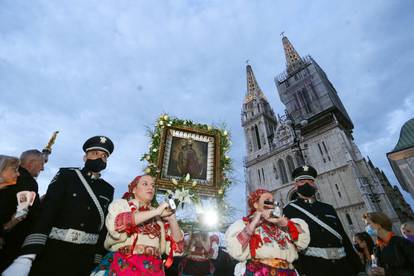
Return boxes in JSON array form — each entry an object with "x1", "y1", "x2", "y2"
[
  {"x1": 254, "y1": 125, "x2": 261, "y2": 150},
  {"x1": 278, "y1": 159, "x2": 288, "y2": 184},
  {"x1": 286, "y1": 155, "x2": 295, "y2": 180},
  {"x1": 345, "y1": 213, "x2": 353, "y2": 225}
]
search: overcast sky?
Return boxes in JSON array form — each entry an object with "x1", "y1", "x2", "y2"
[{"x1": 1, "y1": 0, "x2": 414, "y2": 217}]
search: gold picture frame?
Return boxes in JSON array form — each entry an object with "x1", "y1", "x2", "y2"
[{"x1": 155, "y1": 125, "x2": 222, "y2": 196}]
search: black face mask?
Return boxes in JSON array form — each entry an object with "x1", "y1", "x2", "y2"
[
  {"x1": 84, "y1": 158, "x2": 107, "y2": 173},
  {"x1": 354, "y1": 243, "x2": 363, "y2": 252},
  {"x1": 297, "y1": 183, "x2": 316, "y2": 197}
]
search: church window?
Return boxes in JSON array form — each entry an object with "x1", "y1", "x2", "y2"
[
  {"x1": 286, "y1": 155, "x2": 295, "y2": 180},
  {"x1": 301, "y1": 89, "x2": 312, "y2": 113},
  {"x1": 257, "y1": 103, "x2": 261, "y2": 113},
  {"x1": 317, "y1": 143, "x2": 323, "y2": 155},
  {"x1": 335, "y1": 184, "x2": 342, "y2": 198},
  {"x1": 273, "y1": 163, "x2": 278, "y2": 179},
  {"x1": 261, "y1": 168, "x2": 266, "y2": 183},
  {"x1": 254, "y1": 125, "x2": 262, "y2": 150},
  {"x1": 322, "y1": 141, "x2": 329, "y2": 154},
  {"x1": 258, "y1": 169, "x2": 261, "y2": 183},
  {"x1": 345, "y1": 213, "x2": 353, "y2": 225},
  {"x1": 278, "y1": 159, "x2": 288, "y2": 184}
]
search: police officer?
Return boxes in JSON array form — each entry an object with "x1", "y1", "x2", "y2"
[
  {"x1": 3, "y1": 136, "x2": 115, "y2": 276},
  {"x1": 283, "y1": 165, "x2": 364, "y2": 276}
]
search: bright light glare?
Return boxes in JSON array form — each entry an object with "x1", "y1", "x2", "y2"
[{"x1": 203, "y1": 210, "x2": 218, "y2": 227}]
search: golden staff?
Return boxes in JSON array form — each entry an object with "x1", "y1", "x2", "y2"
[{"x1": 42, "y1": 131, "x2": 59, "y2": 163}]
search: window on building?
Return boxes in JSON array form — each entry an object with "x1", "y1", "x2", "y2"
[
  {"x1": 286, "y1": 155, "x2": 295, "y2": 180},
  {"x1": 258, "y1": 169, "x2": 261, "y2": 183},
  {"x1": 317, "y1": 143, "x2": 323, "y2": 155},
  {"x1": 335, "y1": 184, "x2": 342, "y2": 198},
  {"x1": 273, "y1": 163, "x2": 278, "y2": 179},
  {"x1": 346, "y1": 213, "x2": 353, "y2": 225},
  {"x1": 261, "y1": 168, "x2": 265, "y2": 183},
  {"x1": 254, "y1": 125, "x2": 262, "y2": 150},
  {"x1": 257, "y1": 103, "x2": 261, "y2": 113},
  {"x1": 278, "y1": 159, "x2": 288, "y2": 184}
]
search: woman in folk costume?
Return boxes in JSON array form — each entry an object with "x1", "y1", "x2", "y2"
[
  {"x1": 225, "y1": 189, "x2": 310, "y2": 276},
  {"x1": 92, "y1": 175, "x2": 184, "y2": 276},
  {"x1": 178, "y1": 230, "x2": 219, "y2": 276}
]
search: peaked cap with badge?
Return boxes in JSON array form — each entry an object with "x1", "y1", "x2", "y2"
[
  {"x1": 291, "y1": 165, "x2": 318, "y2": 182},
  {"x1": 83, "y1": 136, "x2": 114, "y2": 156}
]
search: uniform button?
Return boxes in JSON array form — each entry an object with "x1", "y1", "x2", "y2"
[
  {"x1": 73, "y1": 193, "x2": 77, "y2": 197},
  {"x1": 87, "y1": 206, "x2": 91, "y2": 210},
  {"x1": 321, "y1": 229, "x2": 325, "y2": 232},
  {"x1": 80, "y1": 223, "x2": 85, "y2": 227},
  {"x1": 327, "y1": 243, "x2": 331, "y2": 246}
]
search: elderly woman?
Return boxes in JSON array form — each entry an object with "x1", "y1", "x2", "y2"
[
  {"x1": 363, "y1": 212, "x2": 414, "y2": 276},
  {"x1": 0, "y1": 155, "x2": 20, "y2": 190},
  {"x1": 0, "y1": 155, "x2": 21, "y2": 249},
  {"x1": 92, "y1": 175, "x2": 184, "y2": 276},
  {"x1": 225, "y1": 189, "x2": 310, "y2": 276}
]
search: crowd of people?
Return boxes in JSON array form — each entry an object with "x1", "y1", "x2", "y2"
[{"x1": 1, "y1": 135, "x2": 414, "y2": 276}]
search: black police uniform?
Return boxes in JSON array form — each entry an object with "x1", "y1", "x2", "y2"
[
  {"x1": 22, "y1": 167, "x2": 114, "y2": 276},
  {"x1": 283, "y1": 165, "x2": 363, "y2": 276},
  {"x1": 0, "y1": 167, "x2": 41, "y2": 272},
  {"x1": 284, "y1": 198, "x2": 363, "y2": 276},
  {"x1": 20, "y1": 136, "x2": 115, "y2": 276}
]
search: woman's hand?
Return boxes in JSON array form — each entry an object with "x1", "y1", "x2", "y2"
[
  {"x1": 265, "y1": 215, "x2": 289, "y2": 227},
  {"x1": 155, "y1": 202, "x2": 170, "y2": 216}
]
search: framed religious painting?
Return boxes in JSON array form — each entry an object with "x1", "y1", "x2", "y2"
[{"x1": 155, "y1": 126, "x2": 221, "y2": 196}]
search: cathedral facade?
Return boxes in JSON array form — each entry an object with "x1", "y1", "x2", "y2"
[{"x1": 242, "y1": 36, "x2": 402, "y2": 237}]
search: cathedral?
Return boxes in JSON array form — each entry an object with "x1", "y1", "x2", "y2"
[{"x1": 241, "y1": 35, "x2": 404, "y2": 236}]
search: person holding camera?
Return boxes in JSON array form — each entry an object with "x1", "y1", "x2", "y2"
[
  {"x1": 91, "y1": 174, "x2": 184, "y2": 276},
  {"x1": 225, "y1": 189, "x2": 310, "y2": 276}
]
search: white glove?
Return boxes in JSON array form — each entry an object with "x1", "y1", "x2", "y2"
[
  {"x1": 2, "y1": 254, "x2": 35, "y2": 276},
  {"x1": 234, "y1": 261, "x2": 246, "y2": 276}
]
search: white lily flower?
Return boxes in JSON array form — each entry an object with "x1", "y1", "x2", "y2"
[
  {"x1": 184, "y1": 173, "x2": 190, "y2": 182},
  {"x1": 144, "y1": 168, "x2": 151, "y2": 174},
  {"x1": 192, "y1": 180, "x2": 197, "y2": 187},
  {"x1": 171, "y1": 178, "x2": 178, "y2": 185},
  {"x1": 163, "y1": 115, "x2": 169, "y2": 120}
]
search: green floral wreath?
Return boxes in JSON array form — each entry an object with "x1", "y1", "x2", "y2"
[{"x1": 140, "y1": 114, "x2": 235, "y2": 226}]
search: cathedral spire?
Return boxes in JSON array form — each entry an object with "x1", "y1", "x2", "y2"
[
  {"x1": 244, "y1": 64, "x2": 266, "y2": 103},
  {"x1": 281, "y1": 34, "x2": 304, "y2": 74}
]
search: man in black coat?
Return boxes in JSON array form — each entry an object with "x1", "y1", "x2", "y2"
[
  {"x1": 0, "y1": 150, "x2": 44, "y2": 272},
  {"x1": 3, "y1": 136, "x2": 115, "y2": 276},
  {"x1": 283, "y1": 165, "x2": 364, "y2": 276}
]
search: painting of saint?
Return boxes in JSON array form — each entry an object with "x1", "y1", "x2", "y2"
[{"x1": 167, "y1": 137, "x2": 208, "y2": 180}]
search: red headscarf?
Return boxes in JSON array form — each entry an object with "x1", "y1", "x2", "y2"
[
  {"x1": 122, "y1": 175, "x2": 143, "y2": 200},
  {"x1": 248, "y1": 189, "x2": 271, "y2": 215}
]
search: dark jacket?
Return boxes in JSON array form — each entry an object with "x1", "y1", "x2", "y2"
[
  {"x1": 283, "y1": 198, "x2": 364, "y2": 276},
  {"x1": 375, "y1": 236, "x2": 414, "y2": 276},
  {"x1": 0, "y1": 167, "x2": 41, "y2": 271},
  {"x1": 21, "y1": 167, "x2": 114, "y2": 276}
]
